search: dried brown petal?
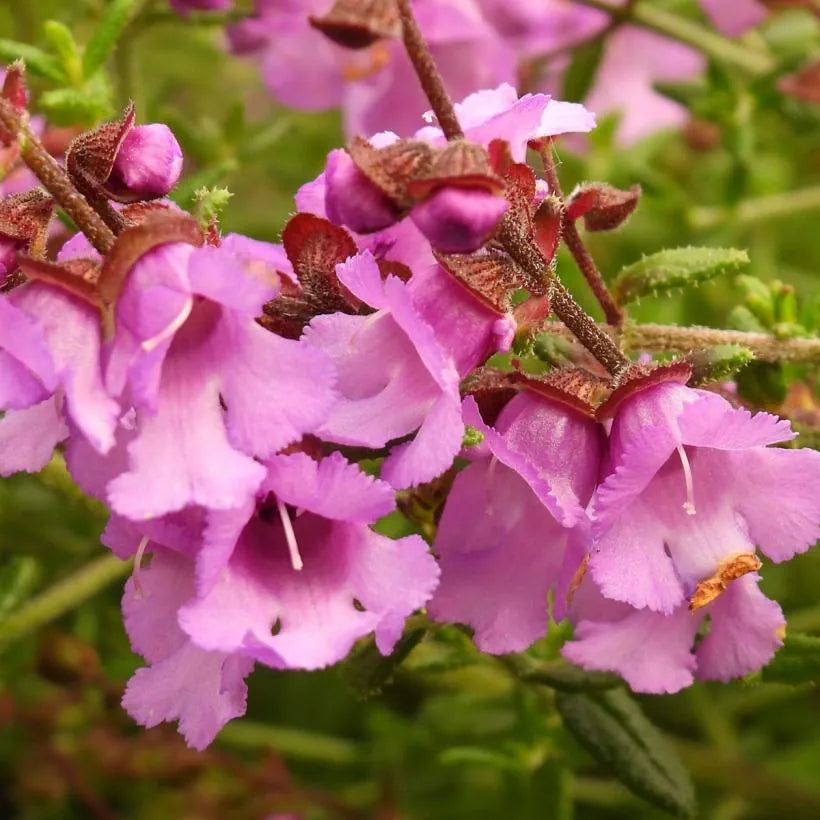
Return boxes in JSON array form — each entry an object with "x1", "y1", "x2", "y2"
[
  {"x1": 309, "y1": 0, "x2": 399, "y2": 49},
  {"x1": 597, "y1": 361, "x2": 692, "y2": 420},
  {"x1": 689, "y1": 553, "x2": 762, "y2": 611},
  {"x1": 347, "y1": 136, "x2": 433, "y2": 207}
]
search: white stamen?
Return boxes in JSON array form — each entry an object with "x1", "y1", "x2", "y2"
[
  {"x1": 132, "y1": 536, "x2": 150, "y2": 597},
  {"x1": 277, "y1": 497, "x2": 304, "y2": 571},
  {"x1": 141, "y1": 299, "x2": 194, "y2": 352},
  {"x1": 486, "y1": 456, "x2": 498, "y2": 514},
  {"x1": 676, "y1": 444, "x2": 697, "y2": 515}
]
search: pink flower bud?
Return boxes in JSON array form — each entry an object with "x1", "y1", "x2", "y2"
[
  {"x1": 325, "y1": 149, "x2": 402, "y2": 233},
  {"x1": 110, "y1": 124, "x2": 183, "y2": 199},
  {"x1": 410, "y1": 187, "x2": 509, "y2": 254}
]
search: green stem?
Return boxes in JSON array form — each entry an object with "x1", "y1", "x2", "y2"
[
  {"x1": 572, "y1": 0, "x2": 775, "y2": 75},
  {"x1": 690, "y1": 186, "x2": 820, "y2": 230},
  {"x1": 218, "y1": 721, "x2": 362, "y2": 765},
  {"x1": 0, "y1": 555, "x2": 131, "y2": 649}
]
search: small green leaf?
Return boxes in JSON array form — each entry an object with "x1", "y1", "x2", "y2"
[
  {"x1": 43, "y1": 20, "x2": 83, "y2": 85},
  {"x1": 39, "y1": 86, "x2": 113, "y2": 126},
  {"x1": 562, "y1": 39, "x2": 605, "y2": 102},
  {"x1": 193, "y1": 186, "x2": 233, "y2": 230},
  {"x1": 556, "y1": 689, "x2": 696, "y2": 818},
  {"x1": 462, "y1": 426, "x2": 485, "y2": 448},
  {"x1": 506, "y1": 655, "x2": 621, "y2": 693},
  {"x1": 0, "y1": 557, "x2": 40, "y2": 620},
  {"x1": 688, "y1": 345, "x2": 754, "y2": 386},
  {"x1": 83, "y1": 0, "x2": 141, "y2": 78},
  {"x1": 762, "y1": 633, "x2": 820, "y2": 685},
  {"x1": 0, "y1": 40, "x2": 66, "y2": 82},
  {"x1": 439, "y1": 745, "x2": 527, "y2": 773},
  {"x1": 340, "y1": 625, "x2": 426, "y2": 699},
  {"x1": 613, "y1": 247, "x2": 749, "y2": 305}
]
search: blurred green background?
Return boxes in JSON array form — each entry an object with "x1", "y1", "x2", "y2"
[{"x1": 1, "y1": 1, "x2": 819, "y2": 817}]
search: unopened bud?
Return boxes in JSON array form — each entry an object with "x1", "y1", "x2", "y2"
[
  {"x1": 411, "y1": 187, "x2": 509, "y2": 254},
  {"x1": 110, "y1": 124, "x2": 183, "y2": 199},
  {"x1": 325, "y1": 148, "x2": 402, "y2": 233}
]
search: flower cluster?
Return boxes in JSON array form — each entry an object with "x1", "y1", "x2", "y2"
[
  {"x1": 1, "y1": 56, "x2": 818, "y2": 753},
  {"x1": 184, "y1": 0, "x2": 772, "y2": 144}
]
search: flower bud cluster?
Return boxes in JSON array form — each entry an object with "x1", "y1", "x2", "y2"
[{"x1": 0, "y1": 83, "x2": 817, "y2": 752}]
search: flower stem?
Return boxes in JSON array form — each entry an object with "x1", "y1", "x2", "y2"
[
  {"x1": 690, "y1": 186, "x2": 820, "y2": 230},
  {"x1": 395, "y1": 0, "x2": 630, "y2": 377},
  {"x1": 572, "y1": 0, "x2": 775, "y2": 76},
  {"x1": 0, "y1": 99, "x2": 116, "y2": 255},
  {"x1": 539, "y1": 145, "x2": 624, "y2": 326},
  {"x1": 0, "y1": 554, "x2": 131, "y2": 649},
  {"x1": 395, "y1": 0, "x2": 463, "y2": 141},
  {"x1": 543, "y1": 321, "x2": 820, "y2": 364}
]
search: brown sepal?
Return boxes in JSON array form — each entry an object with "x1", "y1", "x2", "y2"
[
  {"x1": 487, "y1": 139, "x2": 514, "y2": 177},
  {"x1": 462, "y1": 367, "x2": 518, "y2": 426},
  {"x1": 0, "y1": 190, "x2": 55, "y2": 259},
  {"x1": 281, "y1": 212, "x2": 360, "y2": 315},
  {"x1": 347, "y1": 136, "x2": 433, "y2": 207},
  {"x1": 259, "y1": 280, "x2": 318, "y2": 340},
  {"x1": 435, "y1": 247, "x2": 521, "y2": 313},
  {"x1": 98, "y1": 211, "x2": 204, "y2": 336},
  {"x1": 66, "y1": 103, "x2": 136, "y2": 203},
  {"x1": 532, "y1": 195, "x2": 563, "y2": 266},
  {"x1": 567, "y1": 183, "x2": 641, "y2": 232},
  {"x1": 1, "y1": 61, "x2": 28, "y2": 115},
  {"x1": 17, "y1": 256, "x2": 100, "y2": 307},
  {"x1": 596, "y1": 361, "x2": 692, "y2": 420},
  {"x1": 689, "y1": 553, "x2": 761, "y2": 611},
  {"x1": 778, "y1": 60, "x2": 820, "y2": 104},
  {"x1": 406, "y1": 140, "x2": 504, "y2": 200},
  {"x1": 512, "y1": 294, "x2": 551, "y2": 335},
  {"x1": 513, "y1": 367, "x2": 606, "y2": 419},
  {"x1": 119, "y1": 200, "x2": 176, "y2": 227},
  {"x1": 309, "y1": 0, "x2": 399, "y2": 49},
  {"x1": 503, "y1": 163, "x2": 537, "y2": 230}
]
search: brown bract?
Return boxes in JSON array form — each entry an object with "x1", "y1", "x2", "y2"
[
  {"x1": 596, "y1": 361, "x2": 692, "y2": 420},
  {"x1": 434, "y1": 247, "x2": 523, "y2": 314},
  {"x1": 532, "y1": 195, "x2": 563, "y2": 268},
  {"x1": 567, "y1": 183, "x2": 642, "y2": 232},
  {"x1": 461, "y1": 367, "x2": 518, "y2": 425},
  {"x1": 17, "y1": 256, "x2": 101, "y2": 307},
  {"x1": 0, "y1": 190, "x2": 55, "y2": 259},
  {"x1": 689, "y1": 553, "x2": 762, "y2": 611},
  {"x1": 309, "y1": 0, "x2": 400, "y2": 49},
  {"x1": 65, "y1": 104, "x2": 137, "y2": 203},
  {"x1": 347, "y1": 136, "x2": 433, "y2": 208},
  {"x1": 514, "y1": 368, "x2": 606, "y2": 419},
  {"x1": 406, "y1": 140, "x2": 504, "y2": 199}
]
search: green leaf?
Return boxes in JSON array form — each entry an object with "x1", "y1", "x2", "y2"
[
  {"x1": 83, "y1": 0, "x2": 141, "y2": 79},
  {"x1": 0, "y1": 40, "x2": 66, "y2": 82},
  {"x1": 762, "y1": 633, "x2": 820, "y2": 685},
  {"x1": 688, "y1": 344, "x2": 754, "y2": 386},
  {"x1": 340, "y1": 625, "x2": 426, "y2": 699},
  {"x1": 0, "y1": 557, "x2": 40, "y2": 620},
  {"x1": 562, "y1": 39, "x2": 605, "y2": 102},
  {"x1": 556, "y1": 689, "x2": 696, "y2": 818},
  {"x1": 613, "y1": 247, "x2": 749, "y2": 305},
  {"x1": 43, "y1": 20, "x2": 83, "y2": 85},
  {"x1": 439, "y1": 745, "x2": 528, "y2": 773},
  {"x1": 39, "y1": 86, "x2": 113, "y2": 126},
  {"x1": 506, "y1": 655, "x2": 621, "y2": 693}
]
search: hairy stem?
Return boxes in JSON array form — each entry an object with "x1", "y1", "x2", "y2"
[
  {"x1": 539, "y1": 145, "x2": 623, "y2": 325},
  {"x1": 0, "y1": 555, "x2": 131, "y2": 649},
  {"x1": 572, "y1": 0, "x2": 775, "y2": 76},
  {"x1": 395, "y1": 0, "x2": 463, "y2": 141},
  {"x1": 0, "y1": 99, "x2": 116, "y2": 254},
  {"x1": 395, "y1": 0, "x2": 630, "y2": 377},
  {"x1": 542, "y1": 321, "x2": 820, "y2": 364}
]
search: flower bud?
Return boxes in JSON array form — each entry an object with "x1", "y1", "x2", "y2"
[
  {"x1": 410, "y1": 187, "x2": 509, "y2": 254},
  {"x1": 110, "y1": 124, "x2": 183, "y2": 199},
  {"x1": 325, "y1": 149, "x2": 402, "y2": 233}
]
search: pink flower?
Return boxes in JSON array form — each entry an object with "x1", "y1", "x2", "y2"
[{"x1": 429, "y1": 391, "x2": 604, "y2": 652}]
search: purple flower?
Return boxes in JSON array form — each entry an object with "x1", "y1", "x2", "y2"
[
  {"x1": 304, "y1": 250, "x2": 465, "y2": 488},
  {"x1": 588, "y1": 382, "x2": 820, "y2": 616},
  {"x1": 228, "y1": 0, "x2": 517, "y2": 136},
  {"x1": 428, "y1": 391, "x2": 604, "y2": 653},
  {"x1": 410, "y1": 186, "x2": 509, "y2": 254},
  {"x1": 109, "y1": 124, "x2": 184, "y2": 199},
  {"x1": 103, "y1": 235, "x2": 336, "y2": 519},
  {"x1": 119, "y1": 452, "x2": 439, "y2": 748}
]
